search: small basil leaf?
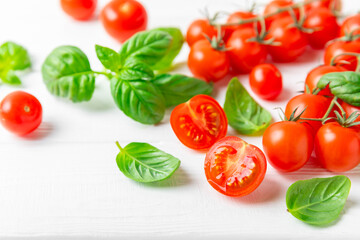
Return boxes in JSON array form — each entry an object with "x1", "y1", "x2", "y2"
[
  {"x1": 318, "y1": 71, "x2": 360, "y2": 106},
  {"x1": 0, "y1": 41, "x2": 31, "y2": 70},
  {"x1": 118, "y1": 60, "x2": 154, "y2": 81},
  {"x1": 151, "y1": 27, "x2": 184, "y2": 70},
  {"x1": 286, "y1": 175, "x2": 351, "y2": 225},
  {"x1": 152, "y1": 73, "x2": 213, "y2": 107},
  {"x1": 110, "y1": 77, "x2": 165, "y2": 124},
  {"x1": 224, "y1": 78, "x2": 272, "y2": 135},
  {"x1": 41, "y1": 46, "x2": 95, "y2": 103},
  {"x1": 95, "y1": 44, "x2": 121, "y2": 72},
  {"x1": 0, "y1": 70, "x2": 21, "y2": 85},
  {"x1": 119, "y1": 30, "x2": 172, "y2": 68},
  {"x1": 115, "y1": 142, "x2": 181, "y2": 183}
]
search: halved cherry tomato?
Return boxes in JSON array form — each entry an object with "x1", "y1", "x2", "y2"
[
  {"x1": 340, "y1": 14, "x2": 360, "y2": 38},
  {"x1": 324, "y1": 40, "x2": 360, "y2": 71},
  {"x1": 60, "y1": 0, "x2": 97, "y2": 20},
  {"x1": 186, "y1": 19, "x2": 217, "y2": 47},
  {"x1": 315, "y1": 122, "x2": 360, "y2": 172},
  {"x1": 204, "y1": 136, "x2": 266, "y2": 197},
  {"x1": 170, "y1": 95, "x2": 228, "y2": 150},
  {"x1": 341, "y1": 102, "x2": 360, "y2": 122},
  {"x1": 305, "y1": 0, "x2": 342, "y2": 12},
  {"x1": 224, "y1": 11, "x2": 259, "y2": 40},
  {"x1": 263, "y1": 0, "x2": 298, "y2": 29},
  {"x1": 263, "y1": 121, "x2": 313, "y2": 172}
]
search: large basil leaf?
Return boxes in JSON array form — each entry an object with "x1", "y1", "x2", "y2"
[
  {"x1": 151, "y1": 27, "x2": 184, "y2": 70},
  {"x1": 110, "y1": 77, "x2": 165, "y2": 124},
  {"x1": 119, "y1": 30, "x2": 172, "y2": 68},
  {"x1": 318, "y1": 71, "x2": 360, "y2": 106},
  {"x1": 95, "y1": 44, "x2": 121, "y2": 72},
  {"x1": 115, "y1": 142, "x2": 181, "y2": 183},
  {"x1": 286, "y1": 176, "x2": 351, "y2": 225},
  {"x1": 41, "y1": 46, "x2": 95, "y2": 103},
  {"x1": 152, "y1": 73, "x2": 213, "y2": 107},
  {"x1": 118, "y1": 59, "x2": 154, "y2": 81},
  {"x1": 224, "y1": 78, "x2": 272, "y2": 135},
  {"x1": 0, "y1": 41, "x2": 31, "y2": 85}
]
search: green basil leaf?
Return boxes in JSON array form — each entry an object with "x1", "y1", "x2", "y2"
[
  {"x1": 286, "y1": 175, "x2": 351, "y2": 225},
  {"x1": 118, "y1": 60, "x2": 154, "y2": 81},
  {"x1": 95, "y1": 44, "x2": 121, "y2": 72},
  {"x1": 41, "y1": 46, "x2": 95, "y2": 103},
  {"x1": 152, "y1": 73, "x2": 213, "y2": 107},
  {"x1": 318, "y1": 71, "x2": 360, "y2": 106},
  {"x1": 0, "y1": 70, "x2": 21, "y2": 85},
  {"x1": 115, "y1": 142, "x2": 181, "y2": 183},
  {"x1": 110, "y1": 77, "x2": 165, "y2": 124},
  {"x1": 119, "y1": 30, "x2": 172, "y2": 68},
  {"x1": 151, "y1": 27, "x2": 184, "y2": 70},
  {"x1": 224, "y1": 78, "x2": 272, "y2": 135}
]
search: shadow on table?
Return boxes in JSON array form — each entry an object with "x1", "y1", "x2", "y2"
[{"x1": 141, "y1": 167, "x2": 192, "y2": 188}]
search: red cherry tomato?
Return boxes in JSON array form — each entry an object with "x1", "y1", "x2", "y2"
[
  {"x1": 170, "y1": 95, "x2": 228, "y2": 150},
  {"x1": 100, "y1": 0, "x2": 147, "y2": 43},
  {"x1": 315, "y1": 122, "x2": 360, "y2": 172},
  {"x1": 341, "y1": 102, "x2": 360, "y2": 122},
  {"x1": 303, "y1": 7, "x2": 339, "y2": 49},
  {"x1": 224, "y1": 11, "x2": 259, "y2": 40},
  {"x1": 188, "y1": 40, "x2": 230, "y2": 82},
  {"x1": 0, "y1": 91, "x2": 42, "y2": 136},
  {"x1": 60, "y1": 0, "x2": 97, "y2": 20},
  {"x1": 304, "y1": 65, "x2": 346, "y2": 96},
  {"x1": 226, "y1": 28, "x2": 268, "y2": 73},
  {"x1": 263, "y1": 121, "x2": 313, "y2": 172},
  {"x1": 265, "y1": 17, "x2": 308, "y2": 62},
  {"x1": 340, "y1": 14, "x2": 360, "y2": 38},
  {"x1": 204, "y1": 136, "x2": 267, "y2": 197},
  {"x1": 324, "y1": 41, "x2": 360, "y2": 71},
  {"x1": 263, "y1": 0, "x2": 298, "y2": 29},
  {"x1": 249, "y1": 64, "x2": 282, "y2": 100},
  {"x1": 285, "y1": 94, "x2": 331, "y2": 133},
  {"x1": 305, "y1": 0, "x2": 342, "y2": 12},
  {"x1": 186, "y1": 19, "x2": 217, "y2": 47}
]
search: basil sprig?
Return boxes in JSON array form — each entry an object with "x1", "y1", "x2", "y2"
[
  {"x1": 286, "y1": 175, "x2": 351, "y2": 225},
  {"x1": 41, "y1": 28, "x2": 213, "y2": 124}
]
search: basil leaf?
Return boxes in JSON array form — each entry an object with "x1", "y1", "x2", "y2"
[
  {"x1": 115, "y1": 142, "x2": 181, "y2": 183},
  {"x1": 118, "y1": 60, "x2": 154, "y2": 81},
  {"x1": 110, "y1": 77, "x2": 165, "y2": 124},
  {"x1": 286, "y1": 175, "x2": 351, "y2": 225},
  {"x1": 152, "y1": 73, "x2": 213, "y2": 107},
  {"x1": 224, "y1": 78, "x2": 272, "y2": 135},
  {"x1": 119, "y1": 30, "x2": 172, "y2": 68},
  {"x1": 318, "y1": 71, "x2": 360, "y2": 106},
  {"x1": 151, "y1": 27, "x2": 184, "y2": 70},
  {"x1": 0, "y1": 70, "x2": 21, "y2": 85},
  {"x1": 95, "y1": 44, "x2": 121, "y2": 72},
  {"x1": 41, "y1": 46, "x2": 95, "y2": 103}
]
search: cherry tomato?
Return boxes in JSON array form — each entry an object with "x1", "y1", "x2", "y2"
[
  {"x1": 188, "y1": 40, "x2": 230, "y2": 82},
  {"x1": 324, "y1": 40, "x2": 360, "y2": 71},
  {"x1": 60, "y1": 0, "x2": 97, "y2": 20},
  {"x1": 315, "y1": 122, "x2": 360, "y2": 172},
  {"x1": 0, "y1": 91, "x2": 42, "y2": 136},
  {"x1": 249, "y1": 64, "x2": 282, "y2": 100},
  {"x1": 265, "y1": 17, "x2": 308, "y2": 62},
  {"x1": 304, "y1": 65, "x2": 346, "y2": 96},
  {"x1": 285, "y1": 94, "x2": 331, "y2": 133},
  {"x1": 100, "y1": 0, "x2": 147, "y2": 43},
  {"x1": 186, "y1": 19, "x2": 217, "y2": 47},
  {"x1": 263, "y1": 0, "x2": 298, "y2": 29},
  {"x1": 204, "y1": 136, "x2": 266, "y2": 197},
  {"x1": 340, "y1": 14, "x2": 360, "y2": 38},
  {"x1": 224, "y1": 11, "x2": 259, "y2": 40},
  {"x1": 170, "y1": 95, "x2": 228, "y2": 150},
  {"x1": 303, "y1": 7, "x2": 339, "y2": 49},
  {"x1": 305, "y1": 0, "x2": 342, "y2": 12},
  {"x1": 341, "y1": 102, "x2": 360, "y2": 122},
  {"x1": 226, "y1": 28, "x2": 268, "y2": 73},
  {"x1": 263, "y1": 121, "x2": 313, "y2": 172}
]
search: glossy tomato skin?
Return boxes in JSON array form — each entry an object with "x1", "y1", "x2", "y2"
[
  {"x1": 205, "y1": 136, "x2": 267, "y2": 197},
  {"x1": 304, "y1": 65, "x2": 346, "y2": 96},
  {"x1": 186, "y1": 19, "x2": 217, "y2": 47},
  {"x1": 324, "y1": 41, "x2": 360, "y2": 71},
  {"x1": 170, "y1": 95, "x2": 228, "y2": 150},
  {"x1": 249, "y1": 64, "x2": 282, "y2": 100},
  {"x1": 305, "y1": 0, "x2": 342, "y2": 12},
  {"x1": 315, "y1": 122, "x2": 360, "y2": 172},
  {"x1": 226, "y1": 28, "x2": 268, "y2": 73},
  {"x1": 224, "y1": 11, "x2": 259, "y2": 40},
  {"x1": 285, "y1": 94, "x2": 331, "y2": 134},
  {"x1": 188, "y1": 40, "x2": 230, "y2": 82},
  {"x1": 0, "y1": 91, "x2": 42, "y2": 136},
  {"x1": 341, "y1": 102, "x2": 360, "y2": 122},
  {"x1": 263, "y1": 0, "x2": 298, "y2": 29},
  {"x1": 265, "y1": 17, "x2": 308, "y2": 62},
  {"x1": 100, "y1": 0, "x2": 147, "y2": 43},
  {"x1": 303, "y1": 7, "x2": 339, "y2": 49},
  {"x1": 60, "y1": 0, "x2": 97, "y2": 20},
  {"x1": 340, "y1": 14, "x2": 360, "y2": 38},
  {"x1": 263, "y1": 121, "x2": 313, "y2": 172}
]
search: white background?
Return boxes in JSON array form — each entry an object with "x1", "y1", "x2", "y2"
[{"x1": 0, "y1": 0, "x2": 360, "y2": 239}]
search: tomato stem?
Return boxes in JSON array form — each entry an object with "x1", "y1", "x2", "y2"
[
  {"x1": 299, "y1": 97, "x2": 338, "y2": 122},
  {"x1": 329, "y1": 52, "x2": 360, "y2": 67}
]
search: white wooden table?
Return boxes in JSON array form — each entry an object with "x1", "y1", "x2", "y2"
[{"x1": 0, "y1": 0, "x2": 359, "y2": 239}]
